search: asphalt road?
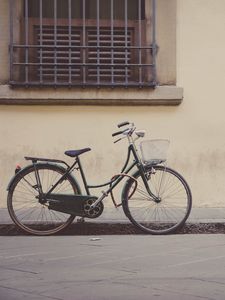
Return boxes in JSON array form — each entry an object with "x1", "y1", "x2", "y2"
[{"x1": 1, "y1": 234, "x2": 225, "y2": 300}]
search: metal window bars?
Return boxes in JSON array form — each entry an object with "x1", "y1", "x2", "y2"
[{"x1": 9, "y1": 0, "x2": 157, "y2": 88}]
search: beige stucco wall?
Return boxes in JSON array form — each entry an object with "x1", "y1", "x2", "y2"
[
  {"x1": 0, "y1": 0, "x2": 225, "y2": 211},
  {"x1": 176, "y1": 0, "x2": 225, "y2": 207}
]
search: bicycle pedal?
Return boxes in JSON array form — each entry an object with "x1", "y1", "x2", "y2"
[{"x1": 77, "y1": 217, "x2": 85, "y2": 223}]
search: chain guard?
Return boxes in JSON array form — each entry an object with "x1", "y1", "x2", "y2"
[{"x1": 83, "y1": 199, "x2": 104, "y2": 218}]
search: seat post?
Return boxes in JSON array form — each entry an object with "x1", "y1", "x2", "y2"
[{"x1": 76, "y1": 157, "x2": 90, "y2": 195}]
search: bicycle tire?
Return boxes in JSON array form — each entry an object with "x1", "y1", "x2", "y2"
[
  {"x1": 122, "y1": 165, "x2": 192, "y2": 235},
  {"x1": 7, "y1": 163, "x2": 81, "y2": 236}
]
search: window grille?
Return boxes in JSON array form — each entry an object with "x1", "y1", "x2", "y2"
[{"x1": 9, "y1": 0, "x2": 157, "y2": 87}]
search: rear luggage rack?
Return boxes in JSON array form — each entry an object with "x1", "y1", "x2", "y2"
[{"x1": 25, "y1": 156, "x2": 70, "y2": 168}]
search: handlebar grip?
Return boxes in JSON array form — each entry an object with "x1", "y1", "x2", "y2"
[
  {"x1": 117, "y1": 121, "x2": 130, "y2": 128},
  {"x1": 112, "y1": 130, "x2": 124, "y2": 137}
]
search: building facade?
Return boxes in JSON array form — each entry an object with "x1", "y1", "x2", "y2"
[{"x1": 0, "y1": 0, "x2": 225, "y2": 217}]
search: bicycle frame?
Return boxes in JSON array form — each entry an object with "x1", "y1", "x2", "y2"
[{"x1": 32, "y1": 142, "x2": 158, "y2": 208}]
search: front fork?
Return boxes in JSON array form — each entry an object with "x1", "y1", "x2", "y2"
[{"x1": 138, "y1": 164, "x2": 161, "y2": 203}]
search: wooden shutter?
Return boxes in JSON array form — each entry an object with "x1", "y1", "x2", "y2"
[
  {"x1": 33, "y1": 25, "x2": 134, "y2": 83},
  {"x1": 87, "y1": 28, "x2": 133, "y2": 82},
  {"x1": 34, "y1": 25, "x2": 81, "y2": 82}
]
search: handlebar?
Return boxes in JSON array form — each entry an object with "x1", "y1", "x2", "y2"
[
  {"x1": 112, "y1": 130, "x2": 124, "y2": 137},
  {"x1": 112, "y1": 122, "x2": 139, "y2": 143},
  {"x1": 117, "y1": 121, "x2": 130, "y2": 128}
]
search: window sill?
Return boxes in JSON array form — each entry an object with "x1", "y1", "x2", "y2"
[{"x1": 0, "y1": 85, "x2": 183, "y2": 106}]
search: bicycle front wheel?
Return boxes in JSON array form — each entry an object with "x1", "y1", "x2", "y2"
[
  {"x1": 122, "y1": 165, "x2": 192, "y2": 234},
  {"x1": 7, "y1": 163, "x2": 80, "y2": 235}
]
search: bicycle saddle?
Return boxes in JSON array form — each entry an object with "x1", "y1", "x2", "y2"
[{"x1": 65, "y1": 148, "x2": 91, "y2": 157}]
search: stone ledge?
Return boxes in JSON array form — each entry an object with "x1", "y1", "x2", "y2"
[{"x1": 0, "y1": 85, "x2": 183, "y2": 106}]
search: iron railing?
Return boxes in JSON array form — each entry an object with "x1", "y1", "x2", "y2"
[{"x1": 9, "y1": 0, "x2": 157, "y2": 87}]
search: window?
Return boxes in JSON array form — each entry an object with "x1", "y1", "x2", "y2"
[{"x1": 9, "y1": 0, "x2": 157, "y2": 87}]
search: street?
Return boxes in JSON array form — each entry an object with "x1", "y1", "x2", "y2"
[{"x1": 0, "y1": 234, "x2": 225, "y2": 300}]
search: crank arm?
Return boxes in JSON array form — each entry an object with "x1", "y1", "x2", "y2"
[{"x1": 90, "y1": 192, "x2": 107, "y2": 209}]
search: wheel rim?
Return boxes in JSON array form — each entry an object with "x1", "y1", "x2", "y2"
[
  {"x1": 125, "y1": 166, "x2": 191, "y2": 234},
  {"x1": 8, "y1": 165, "x2": 77, "y2": 235}
]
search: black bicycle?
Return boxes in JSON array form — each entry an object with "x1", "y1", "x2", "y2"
[{"x1": 7, "y1": 122, "x2": 192, "y2": 235}]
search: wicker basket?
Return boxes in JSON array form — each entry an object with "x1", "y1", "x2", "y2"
[{"x1": 140, "y1": 139, "x2": 170, "y2": 164}]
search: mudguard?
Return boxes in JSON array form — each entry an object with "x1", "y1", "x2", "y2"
[{"x1": 7, "y1": 164, "x2": 34, "y2": 191}]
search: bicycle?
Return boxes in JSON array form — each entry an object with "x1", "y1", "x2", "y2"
[{"x1": 7, "y1": 121, "x2": 192, "y2": 236}]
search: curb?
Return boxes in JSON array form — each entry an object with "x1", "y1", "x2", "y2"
[{"x1": 1, "y1": 222, "x2": 225, "y2": 235}]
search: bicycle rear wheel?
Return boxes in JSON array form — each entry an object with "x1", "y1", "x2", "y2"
[
  {"x1": 122, "y1": 165, "x2": 192, "y2": 234},
  {"x1": 7, "y1": 163, "x2": 80, "y2": 235}
]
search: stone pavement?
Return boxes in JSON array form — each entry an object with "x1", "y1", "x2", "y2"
[{"x1": 1, "y1": 234, "x2": 225, "y2": 300}]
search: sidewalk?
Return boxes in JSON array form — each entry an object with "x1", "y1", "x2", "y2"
[
  {"x1": 1, "y1": 207, "x2": 225, "y2": 225},
  {"x1": 1, "y1": 207, "x2": 225, "y2": 235}
]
